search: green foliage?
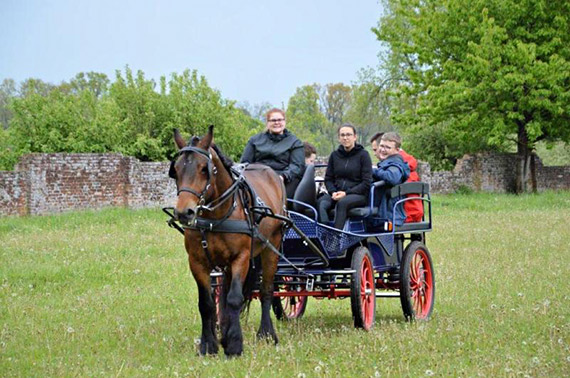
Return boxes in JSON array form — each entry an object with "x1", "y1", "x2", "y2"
[
  {"x1": 535, "y1": 140, "x2": 570, "y2": 166},
  {"x1": 286, "y1": 85, "x2": 329, "y2": 153},
  {"x1": 1, "y1": 68, "x2": 260, "y2": 170},
  {"x1": 374, "y1": 0, "x2": 570, "y2": 172}
]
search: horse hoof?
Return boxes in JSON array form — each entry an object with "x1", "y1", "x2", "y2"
[
  {"x1": 223, "y1": 340, "x2": 243, "y2": 357},
  {"x1": 223, "y1": 346, "x2": 243, "y2": 357},
  {"x1": 257, "y1": 331, "x2": 278, "y2": 345},
  {"x1": 199, "y1": 341, "x2": 219, "y2": 355}
]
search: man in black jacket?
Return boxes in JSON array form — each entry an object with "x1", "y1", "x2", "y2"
[
  {"x1": 241, "y1": 108, "x2": 305, "y2": 198},
  {"x1": 317, "y1": 124, "x2": 372, "y2": 229}
]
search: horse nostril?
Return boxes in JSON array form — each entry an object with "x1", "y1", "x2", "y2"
[{"x1": 174, "y1": 208, "x2": 195, "y2": 225}]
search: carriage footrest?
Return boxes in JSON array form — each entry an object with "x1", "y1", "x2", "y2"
[{"x1": 323, "y1": 269, "x2": 356, "y2": 274}]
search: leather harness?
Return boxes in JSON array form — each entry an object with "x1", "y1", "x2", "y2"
[{"x1": 169, "y1": 145, "x2": 288, "y2": 270}]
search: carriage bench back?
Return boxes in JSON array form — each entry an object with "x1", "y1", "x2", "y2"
[{"x1": 346, "y1": 181, "x2": 431, "y2": 232}]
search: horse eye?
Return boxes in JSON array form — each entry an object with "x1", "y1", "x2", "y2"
[{"x1": 201, "y1": 167, "x2": 208, "y2": 175}]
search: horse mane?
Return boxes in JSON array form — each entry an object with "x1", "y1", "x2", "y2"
[
  {"x1": 189, "y1": 135, "x2": 234, "y2": 175},
  {"x1": 211, "y1": 143, "x2": 234, "y2": 174}
]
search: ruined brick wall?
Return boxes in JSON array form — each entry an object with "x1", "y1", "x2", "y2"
[
  {"x1": 536, "y1": 159, "x2": 570, "y2": 191},
  {"x1": 124, "y1": 157, "x2": 177, "y2": 209},
  {"x1": 15, "y1": 154, "x2": 129, "y2": 215},
  {"x1": 1, "y1": 152, "x2": 569, "y2": 217},
  {"x1": 0, "y1": 153, "x2": 177, "y2": 216},
  {"x1": 0, "y1": 170, "x2": 29, "y2": 216}
]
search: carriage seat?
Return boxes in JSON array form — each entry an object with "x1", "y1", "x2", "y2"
[
  {"x1": 347, "y1": 181, "x2": 430, "y2": 230},
  {"x1": 291, "y1": 164, "x2": 317, "y2": 216}
]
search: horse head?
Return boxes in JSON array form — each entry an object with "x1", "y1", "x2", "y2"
[{"x1": 170, "y1": 125, "x2": 217, "y2": 225}]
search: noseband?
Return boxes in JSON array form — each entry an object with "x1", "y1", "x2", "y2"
[{"x1": 175, "y1": 145, "x2": 218, "y2": 206}]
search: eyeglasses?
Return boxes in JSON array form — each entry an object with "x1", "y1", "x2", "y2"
[
  {"x1": 339, "y1": 133, "x2": 354, "y2": 138},
  {"x1": 268, "y1": 118, "x2": 285, "y2": 123},
  {"x1": 378, "y1": 144, "x2": 395, "y2": 150}
]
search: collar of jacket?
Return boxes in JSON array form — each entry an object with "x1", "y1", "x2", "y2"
[
  {"x1": 265, "y1": 129, "x2": 290, "y2": 142},
  {"x1": 378, "y1": 153, "x2": 405, "y2": 166},
  {"x1": 337, "y1": 143, "x2": 364, "y2": 157}
]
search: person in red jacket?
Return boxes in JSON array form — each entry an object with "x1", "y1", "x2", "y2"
[{"x1": 370, "y1": 133, "x2": 424, "y2": 223}]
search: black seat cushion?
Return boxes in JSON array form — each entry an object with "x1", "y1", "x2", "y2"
[{"x1": 292, "y1": 164, "x2": 316, "y2": 212}]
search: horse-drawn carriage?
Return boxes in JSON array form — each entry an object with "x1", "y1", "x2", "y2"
[
  {"x1": 166, "y1": 126, "x2": 434, "y2": 356},
  {"x1": 216, "y1": 163, "x2": 434, "y2": 330}
]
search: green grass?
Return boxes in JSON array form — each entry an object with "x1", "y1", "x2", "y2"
[{"x1": 2, "y1": 193, "x2": 570, "y2": 377}]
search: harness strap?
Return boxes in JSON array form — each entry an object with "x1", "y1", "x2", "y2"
[
  {"x1": 184, "y1": 219, "x2": 253, "y2": 234},
  {"x1": 199, "y1": 228, "x2": 216, "y2": 269}
]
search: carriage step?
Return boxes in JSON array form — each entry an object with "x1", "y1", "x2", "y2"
[{"x1": 375, "y1": 292, "x2": 400, "y2": 298}]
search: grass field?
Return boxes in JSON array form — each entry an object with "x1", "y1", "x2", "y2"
[{"x1": 1, "y1": 192, "x2": 570, "y2": 377}]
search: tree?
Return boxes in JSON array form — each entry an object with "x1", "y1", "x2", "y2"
[
  {"x1": 0, "y1": 79, "x2": 16, "y2": 130},
  {"x1": 318, "y1": 83, "x2": 352, "y2": 150},
  {"x1": 286, "y1": 85, "x2": 328, "y2": 153},
  {"x1": 345, "y1": 69, "x2": 395, "y2": 147},
  {"x1": 2, "y1": 68, "x2": 260, "y2": 169},
  {"x1": 374, "y1": 0, "x2": 570, "y2": 192}
]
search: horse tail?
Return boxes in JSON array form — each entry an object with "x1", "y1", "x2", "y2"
[{"x1": 241, "y1": 255, "x2": 261, "y2": 314}]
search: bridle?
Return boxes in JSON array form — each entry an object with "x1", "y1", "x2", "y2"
[{"x1": 172, "y1": 145, "x2": 218, "y2": 208}]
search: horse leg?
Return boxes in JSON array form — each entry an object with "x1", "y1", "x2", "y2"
[
  {"x1": 219, "y1": 269, "x2": 231, "y2": 349},
  {"x1": 256, "y1": 249, "x2": 279, "y2": 344},
  {"x1": 221, "y1": 253, "x2": 249, "y2": 357},
  {"x1": 190, "y1": 264, "x2": 218, "y2": 355}
]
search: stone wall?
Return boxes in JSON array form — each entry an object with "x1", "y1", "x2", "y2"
[
  {"x1": 0, "y1": 152, "x2": 569, "y2": 216},
  {"x1": 419, "y1": 153, "x2": 569, "y2": 194}
]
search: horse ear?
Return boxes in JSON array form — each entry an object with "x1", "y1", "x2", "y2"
[
  {"x1": 201, "y1": 125, "x2": 214, "y2": 149},
  {"x1": 173, "y1": 128, "x2": 185, "y2": 149},
  {"x1": 168, "y1": 160, "x2": 177, "y2": 179}
]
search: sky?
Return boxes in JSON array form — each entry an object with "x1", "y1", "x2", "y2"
[{"x1": 0, "y1": 0, "x2": 384, "y2": 107}]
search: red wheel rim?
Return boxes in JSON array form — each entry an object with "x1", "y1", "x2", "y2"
[
  {"x1": 360, "y1": 255, "x2": 375, "y2": 329},
  {"x1": 409, "y1": 249, "x2": 434, "y2": 319},
  {"x1": 282, "y1": 277, "x2": 305, "y2": 318}
]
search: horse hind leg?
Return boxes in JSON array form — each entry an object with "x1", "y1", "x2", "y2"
[{"x1": 256, "y1": 246, "x2": 279, "y2": 344}]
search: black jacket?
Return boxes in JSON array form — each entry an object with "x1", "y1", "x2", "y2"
[
  {"x1": 240, "y1": 129, "x2": 305, "y2": 183},
  {"x1": 324, "y1": 144, "x2": 372, "y2": 196}
]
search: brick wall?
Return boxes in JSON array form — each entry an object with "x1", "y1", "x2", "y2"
[
  {"x1": 0, "y1": 170, "x2": 29, "y2": 216},
  {"x1": 0, "y1": 152, "x2": 569, "y2": 216},
  {"x1": 0, "y1": 153, "x2": 176, "y2": 216}
]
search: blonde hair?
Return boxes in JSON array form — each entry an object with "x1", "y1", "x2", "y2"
[{"x1": 381, "y1": 132, "x2": 402, "y2": 149}]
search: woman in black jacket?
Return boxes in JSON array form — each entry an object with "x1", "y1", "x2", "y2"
[
  {"x1": 241, "y1": 108, "x2": 304, "y2": 198},
  {"x1": 317, "y1": 124, "x2": 372, "y2": 229}
]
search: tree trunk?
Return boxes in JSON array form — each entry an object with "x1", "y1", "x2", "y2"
[{"x1": 515, "y1": 123, "x2": 536, "y2": 193}]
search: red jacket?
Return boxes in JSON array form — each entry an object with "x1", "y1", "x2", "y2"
[{"x1": 399, "y1": 150, "x2": 424, "y2": 223}]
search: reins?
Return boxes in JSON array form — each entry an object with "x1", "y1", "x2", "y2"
[{"x1": 168, "y1": 145, "x2": 317, "y2": 276}]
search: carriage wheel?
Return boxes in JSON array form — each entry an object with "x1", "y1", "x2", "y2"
[
  {"x1": 350, "y1": 246, "x2": 376, "y2": 330},
  {"x1": 399, "y1": 241, "x2": 435, "y2": 321},
  {"x1": 272, "y1": 276, "x2": 308, "y2": 320}
]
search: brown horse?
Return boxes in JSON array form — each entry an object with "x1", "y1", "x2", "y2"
[{"x1": 169, "y1": 126, "x2": 286, "y2": 357}]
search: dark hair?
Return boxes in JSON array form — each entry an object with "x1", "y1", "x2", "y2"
[
  {"x1": 303, "y1": 142, "x2": 316, "y2": 158},
  {"x1": 370, "y1": 132, "x2": 384, "y2": 144},
  {"x1": 337, "y1": 123, "x2": 357, "y2": 135},
  {"x1": 265, "y1": 108, "x2": 286, "y2": 122}
]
